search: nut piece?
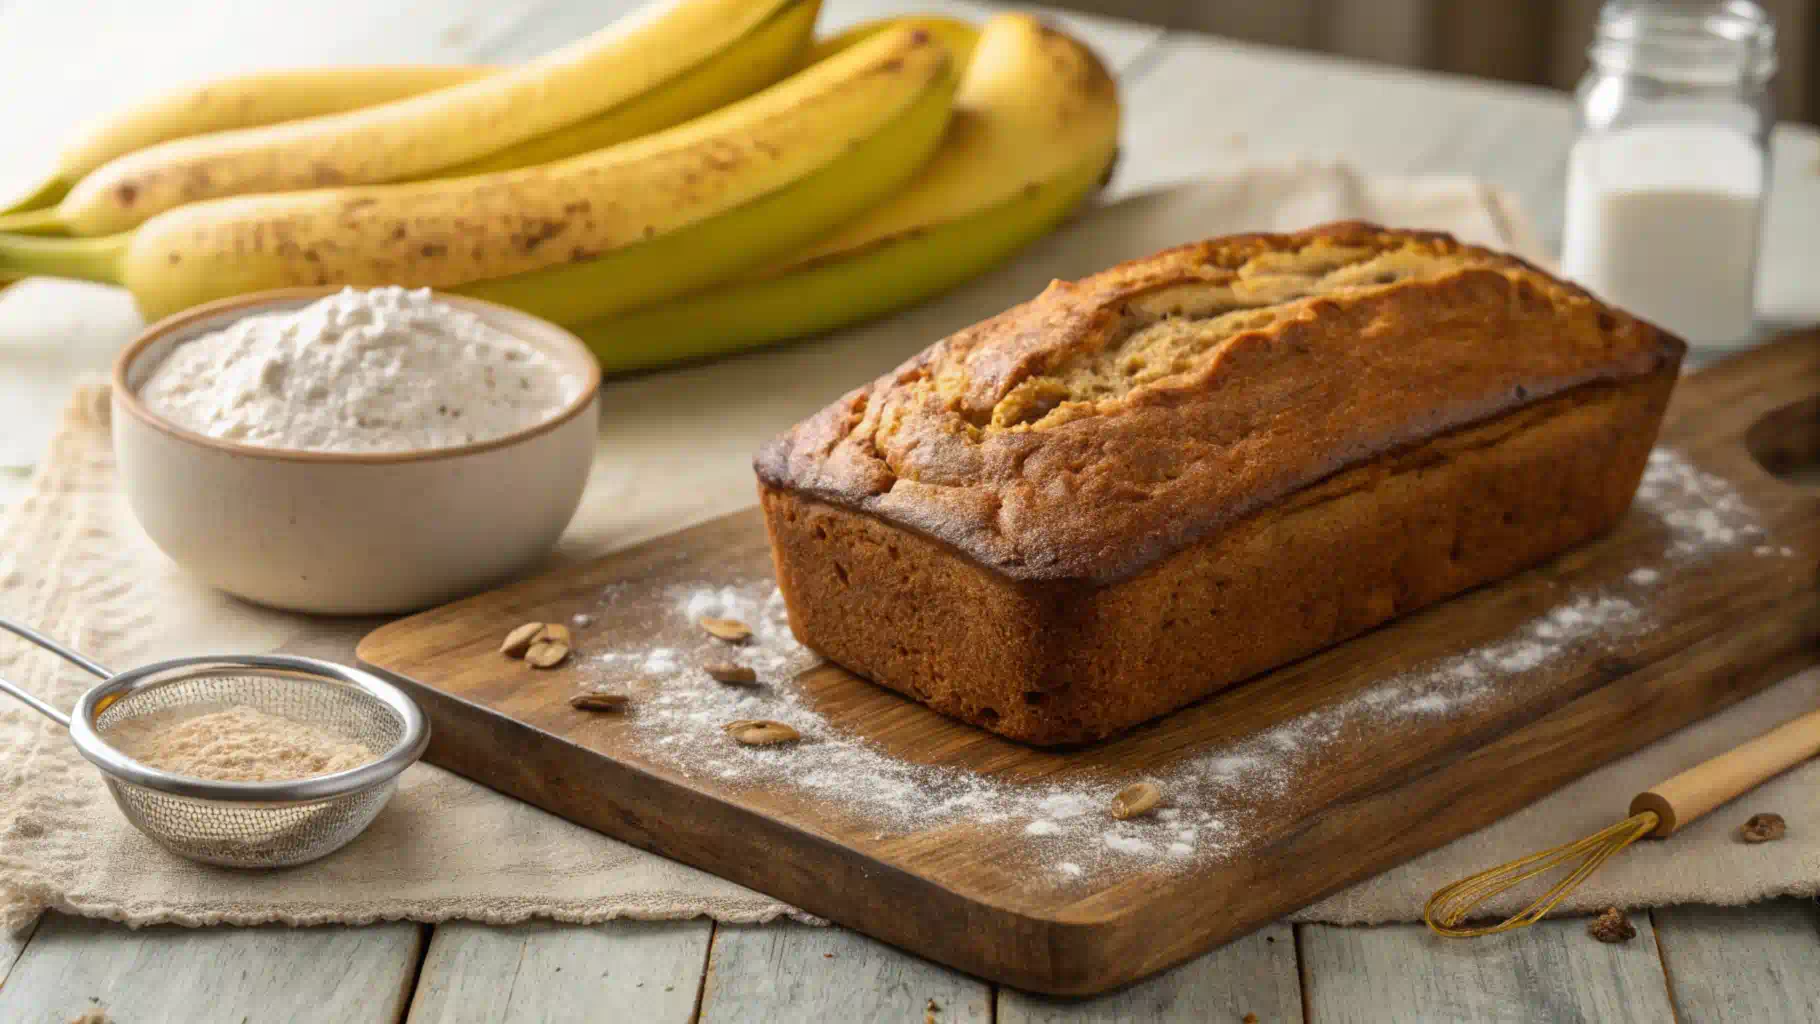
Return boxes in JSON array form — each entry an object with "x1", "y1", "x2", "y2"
[
  {"x1": 500, "y1": 622, "x2": 547, "y2": 657},
  {"x1": 569, "y1": 689, "x2": 629, "y2": 712},
  {"x1": 1111, "y1": 782, "x2": 1163, "y2": 820},
  {"x1": 725, "y1": 719, "x2": 801, "y2": 746},
  {"x1": 1740, "y1": 812, "x2": 1786, "y2": 844},
  {"x1": 705, "y1": 661, "x2": 759, "y2": 685},
  {"x1": 541, "y1": 623, "x2": 572, "y2": 646},
  {"x1": 525, "y1": 640, "x2": 571, "y2": 668},
  {"x1": 700, "y1": 617, "x2": 753, "y2": 643},
  {"x1": 1587, "y1": 906, "x2": 1636, "y2": 943}
]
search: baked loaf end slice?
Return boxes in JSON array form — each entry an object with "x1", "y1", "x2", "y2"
[{"x1": 755, "y1": 222, "x2": 1685, "y2": 745}]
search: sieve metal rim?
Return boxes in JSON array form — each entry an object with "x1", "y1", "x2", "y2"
[{"x1": 68, "y1": 653, "x2": 430, "y2": 804}]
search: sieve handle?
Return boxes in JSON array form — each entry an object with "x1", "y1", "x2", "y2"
[
  {"x1": 0, "y1": 616, "x2": 113, "y2": 679},
  {"x1": 0, "y1": 673, "x2": 70, "y2": 728}
]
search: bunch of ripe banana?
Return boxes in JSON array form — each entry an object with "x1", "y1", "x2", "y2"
[{"x1": 0, "y1": 0, "x2": 1120, "y2": 372}]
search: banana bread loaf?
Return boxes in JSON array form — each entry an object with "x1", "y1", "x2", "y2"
[{"x1": 755, "y1": 222, "x2": 1684, "y2": 745}]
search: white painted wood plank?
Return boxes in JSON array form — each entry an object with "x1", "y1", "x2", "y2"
[
  {"x1": 0, "y1": 914, "x2": 40, "y2": 988},
  {"x1": 997, "y1": 923, "x2": 1300, "y2": 1023},
  {"x1": 698, "y1": 923, "x2": 989, "y2": 1023},
  {"x1": 406, "y1": 919, "x2": 712, "y2": 1024},
  {"x1": 1112, "y1": 31, "x2": 1577, "y2": 243},
  {"x1": 1299, "y1": 916, "x2": 1677, "y2": 1023},
  {"x1": 1652, "y1": 900, "x2": 1820, "y2": 1022},
  {"x1": 0, "y1": 913, "x2": 423, "y2": 1024}
]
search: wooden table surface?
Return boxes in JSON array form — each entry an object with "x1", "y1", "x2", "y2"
[{"x1": 1, "y1": 1, "x2": 1817, "y2": 1021}]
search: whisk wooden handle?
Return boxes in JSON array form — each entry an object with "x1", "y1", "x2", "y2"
[{"x1": 1630, "y1": 707, "x2": 1820, "y2": 837}]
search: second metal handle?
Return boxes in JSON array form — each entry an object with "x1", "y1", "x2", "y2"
[
  {"x1": 0, "y1": 616, "x2": 117, "y2": 729},
  {"x1": 0, "y1": 674, "x2": 70, "y2": 728},
  {"x1": 0, "y1": 616, "x2": 114, "y2": 678}
]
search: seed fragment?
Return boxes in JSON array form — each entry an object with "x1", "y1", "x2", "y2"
[
  {"x1": 700, "y1": 617, "x2": 752, "y2": 642},
  {"x1": 541, "y1": 623, "x2": 572, "y2": 646},
  {"x1": 725, "y1": 719, "x2": 800, "y2": 746},
  {"x1": 570, "y1": 689, "x2": 629, "y2": 711},
  {"x1": 1741, "y1": 812, "x2": 1786, "y2": 843},
  {"x1": 525, "y1": 640, "x2": 571, "y2": 668},
  {"x1": 1111, "y1": 782, "x2": 1162, "y2": 820},
  {"x1": 500, "y1": 622, "x2": 547, "y2": 657},
  {"x1": 705, "y1": 662, "x2": 759, "y2": 685}
]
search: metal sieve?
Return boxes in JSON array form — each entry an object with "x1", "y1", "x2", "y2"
[{"x1": 0, "y1": 617, "x2": 428, "y2": 868}]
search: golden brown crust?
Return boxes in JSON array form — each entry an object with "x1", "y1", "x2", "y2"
[
  {"x1": 755, "y1": 222, "x2": 1684, "y2": 584},
  {"x1": 762, "y1": 367, "x2": 1678, "y2": 745}
]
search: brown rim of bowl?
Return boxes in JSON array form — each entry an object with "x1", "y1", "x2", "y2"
[{"x1": 111, "y1": 286, "x2": 604, "y2": 465}]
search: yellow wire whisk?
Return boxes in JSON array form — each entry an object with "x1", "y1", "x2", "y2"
[{"x1": 1425, "y1": 707, "x2": 1820, "y2": 938}]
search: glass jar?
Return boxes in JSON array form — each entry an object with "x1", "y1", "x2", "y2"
[{"x1": 1560, "y1": 0, "x2": 1776, "y2": 351}]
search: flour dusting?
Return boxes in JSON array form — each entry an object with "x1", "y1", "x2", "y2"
[{"x1": 579, "y1": 448, "x2": 1787, "y2": 883}]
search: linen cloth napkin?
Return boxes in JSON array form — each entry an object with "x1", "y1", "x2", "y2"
[{"x1": 2, "y1": 163, "x2": 1814, "y2": 933}]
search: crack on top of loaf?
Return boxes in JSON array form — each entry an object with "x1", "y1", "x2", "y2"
[
  {"x1": 795, "y1": 223, "x2": 1651, "y2": 503},
  {"x1": 983, "y1": 241, "x2": 1504, "y2": 433}
]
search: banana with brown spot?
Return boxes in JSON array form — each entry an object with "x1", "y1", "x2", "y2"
[
  {"x1": 0, "y1": 66, "x2": 490, "y2": 221},
  {"x1": 0, "y1": 0, "x2": 818, "y2": 234},
  {"x1": 51, "y1": 0, "x2": 802, "y2": 236},
  {"x1": 0, "y1": 26, "x2": 959, "y2": 326},
  {"x1": 574, "y1": 13, "x2": 1122, "y2": 372}
]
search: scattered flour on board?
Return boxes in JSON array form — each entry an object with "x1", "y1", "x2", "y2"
[{"x1": 580, "y1": 448, "x2": 1787, "y2": 883}]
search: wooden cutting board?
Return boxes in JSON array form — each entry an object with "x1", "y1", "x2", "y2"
[{"x1": 358, "y1": 334, "x2": 1819, "y2": 996}]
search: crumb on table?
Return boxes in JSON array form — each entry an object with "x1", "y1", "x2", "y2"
[
  {"x1": 1588, "y1": 906, "x2": 1636, "y2": 943},
  {"x1": 1740, "y1": 812, "x2": 1786, "y2": 844}
]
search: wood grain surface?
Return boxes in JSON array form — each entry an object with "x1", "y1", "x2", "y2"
[
  {"x1": 1299, "y1": 915, "x2": 1677, "y2": 1023},
  {"x1": 1650, "y1": 901, "x2": 1820, "y2": 1021},
  {"x1": 405, "y1": 919, "x2": 713, "y2": 1024},
  {"x1": 358, "y1": 332, "x2": 1819, "y2": 995},
  {"x1": 0, "y1": 915, "x2": 425, "y2": 1024}
]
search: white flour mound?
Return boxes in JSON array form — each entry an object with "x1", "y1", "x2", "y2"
[
  {"x1": 139, "y1": 286, "x2": 578, "y2": 453},
  {"x1": 586, "y1": 448, "x2": 1784, "y2": 883}
]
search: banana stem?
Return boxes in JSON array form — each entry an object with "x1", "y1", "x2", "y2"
[
  {"x1": 0, "y1": 174, "x2": 71, "y2": 218},
  {"x1": 0, "y1": 232, "x2": 128, "y2": 285},
  {"x1": 0, "y1": 206, "x2": 71, "y2": 235}
]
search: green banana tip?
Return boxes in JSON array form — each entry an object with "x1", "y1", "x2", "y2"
[
  {"x1": 0, "y1": 205, "x2": 70, "y2": 235},
  {"x1": 0, "y1": 175, "x2": 72, "y2": 221},
  {"x1": 0, "y1": 230, "x2": 128, "y2": 285}
]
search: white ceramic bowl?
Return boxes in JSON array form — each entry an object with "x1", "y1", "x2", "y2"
[{"x1": 112, "y1": 288, "x2": 601, "y2": 615}]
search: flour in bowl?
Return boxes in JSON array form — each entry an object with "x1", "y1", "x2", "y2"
[{"x1": 138, "y1": 287, "x2": 579, "y2": 453}]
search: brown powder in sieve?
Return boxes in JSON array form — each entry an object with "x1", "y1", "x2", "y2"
[{"x1": 106, "y1": 705, "x2": 375, "y2": 783}]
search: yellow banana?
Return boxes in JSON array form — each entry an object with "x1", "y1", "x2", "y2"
[
  {"x1": 0, "y1": 65, "x2": 489, "y2": 219},
  {"x1": 573, "y1": 14, "x2": 1120, "y2": 373},
  {"x1": 0, "y1": 0, "x2": 817, "y2": 236},
  {"x1": 442, "y1": 0, "x2": 816, "y2": 177},
  {"x1": 0, "y1": 26, "x2": 958, "y2": 326},
  {"x1": 803, "y1": 15, "x2": 980, "y2": 67},
  {"x1": 52, "y1": 0, "x2": 801, "y2": 236}
]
